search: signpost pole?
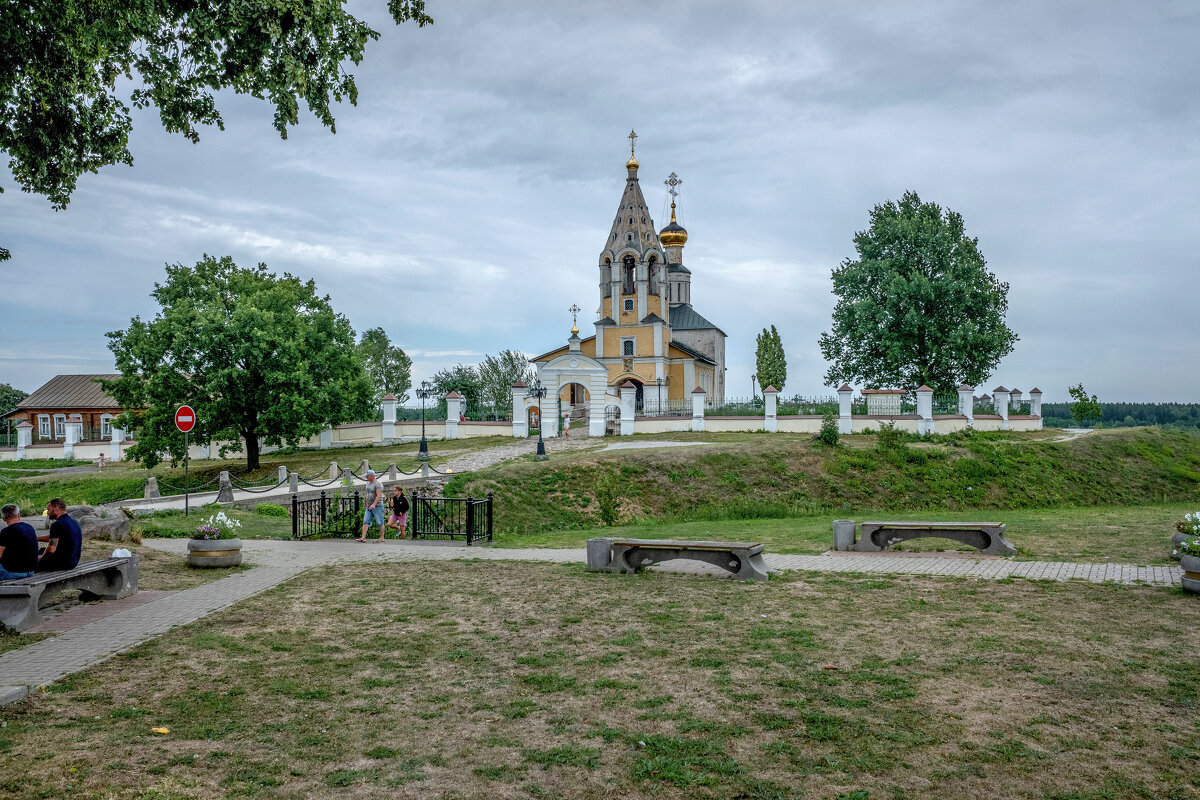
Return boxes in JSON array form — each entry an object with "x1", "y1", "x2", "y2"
[{"x1": 184, "y1": 430, "x2": 190, "y2": 517}]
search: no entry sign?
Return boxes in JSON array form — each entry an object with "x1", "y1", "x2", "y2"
[{"x1": 175, "y1": 405, "x2": 196, "y2": 433}]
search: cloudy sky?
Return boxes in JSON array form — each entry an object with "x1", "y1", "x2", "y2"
[{"x1": 3, "y1": 1, "x2": 1198, "y2": 403}]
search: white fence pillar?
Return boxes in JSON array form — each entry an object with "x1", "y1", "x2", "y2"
[
  {"x1": 837, "y1": 384, "x2": 853, "y2": 435},
  {"x1": 691, "y1": 387, "x2": 706, "y2": 433},
  {"x1": 1029, "y1": 388, "x2": 1043, "y2": 430},
  {"x1": 63, "y1": 413, "x2": 82, "y2": 459},
  {"x1": 957, "y1": 384, "x2": 975, "y2": 428},
  {"x1": 763, "y1": 386, "x2": 778, "y2": 433},
  {"x1": 445, "y1": 392, "x2": 463, "y2": 439},
  {"x1": 15, "y1": 421, "x2": 31, "y2": 460},
  {"x1": 992, "y1": 387, "x2": 1011, "y2": 430},
  {"x1": 916, "y1": 385, "x2": 934, "y2": 435},
  {"x1": 381, "y1": 393, "x2": 398, "y2": 440},
  {"x1": 110, "y1": 427, "x2": 125, "y2": 462},
  {"x1": 541, "y1": 393, "x2": 559, "y2": 438},
  {"x1": 619, "y1": 382, "x2": 636, "y2": 436},
  {"x1": 511, "y1": 383, "x2": 528, "y2": 437},
  {"x1": 1010, "y1": 389, "x2": 1022, "y2": 411}
]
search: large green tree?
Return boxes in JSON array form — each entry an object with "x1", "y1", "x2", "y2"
[
  {"x1": 754, "y1": 325, "x2": 787, "y2": 394},
  {"x1": 359, "y1": 327, "x2": 412, "y2": 405},
  {"x1": 104, "y1": 255, "x2": 373, "y2": 469},
  {"x1": 0, "y1": 383, "x2": 27, "y2": 417},
  {"x1": 478, "y1": 350, "x2": 533, "y2": 418},
  {"x1": 819, "y1": 191, "x2": 1018, "y2": 392},
  {"x1": 0, "y1": 0, "x2": 433, "y2": 261},
  {"x1": 429, "y1": 364, "x2": 484, "y2": 414}
]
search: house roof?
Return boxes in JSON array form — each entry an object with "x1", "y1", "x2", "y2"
[
  {"x1": 669, "y1": 339, "x2": 717, "y2": 366},
  {"x1": 669, "y1": 303, "x2": 725, "y2": 335},
  {"x1": 11, "y1": 374, "x2": 122, "y2": 414}
]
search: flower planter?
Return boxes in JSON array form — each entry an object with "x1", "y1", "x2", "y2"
[
  {"x1": 1172, "y1": 532, "x2": 1189, "y2": 560},
  {"x1": 187, "y1": 538, "x2": 243, "y2": 568},
  {"x1": 1182, "y1": 554, "x2": 1200, "y2": 595}
]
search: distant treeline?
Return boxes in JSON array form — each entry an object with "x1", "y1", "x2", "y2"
[{"x1": 1041, "y1": 402, "x2": 1200, "y2": 430}]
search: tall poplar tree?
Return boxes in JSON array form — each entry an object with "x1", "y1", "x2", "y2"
[{"x1": 755, "y1": 325, "x2": 787, "y2": 393}]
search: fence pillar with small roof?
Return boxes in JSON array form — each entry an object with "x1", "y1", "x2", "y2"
[
  {"x1": 381, "y1": 393, "x2": 398, "y2": 440},
  {"x1": 763, "y1": 386, "x2": 778, "y2": 432},
  {"x1": 957, "y1": 384, "x2": 975, "y2": 427},
  {"x1": 1029, "y1": 388, "x2": 1043, "y2": 428},
  {"x1": 916, "y1": 385, "x2": 934, "y2": 435},
  {"x1": 691, "y1": 386, "x2": 706, "y2": 432},
  {"x1": 15, "y1": 420, "x2": 31, "y2": 460},
  {"x1": 63, "y1": 413, "x2": 82, "y2": 459},
  {"x1": 1009, "y1": 388, "x2": 1022, "y2": 411},
  {"x1": 445, "y1": 392, "x2": 463, "y2": 439},
  {"x1": 619, "y1": 382, "x2": 636, "y2": 436},
  {"x1": 837, "y1": 384, "x2": 854, "y2": 434},
  {"x1": 992, "y1": 387, "x2": 1011, "y2": 430},
  {"x1": 511, "y1": 382, "x2": 528, "y2": 437}
]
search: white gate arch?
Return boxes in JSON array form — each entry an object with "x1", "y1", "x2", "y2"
[{"x1": 536, "y1": 351, "x2": 610, "y2": 437}]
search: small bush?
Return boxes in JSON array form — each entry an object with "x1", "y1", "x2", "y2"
[
  {"x1": 595, "y1": 470, "x2": 620, "y2": 526},
  {"x1": 255, "y1": 503, "x2": 288, "y2": 518},
  {"x1": 875, "y1": 423, "x2": 906, "y2": 452},
  {"x1": 816, "y1": 412, "x2": 840, "y2": 447}
]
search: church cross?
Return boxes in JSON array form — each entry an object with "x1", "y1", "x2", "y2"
[
  {"x1": 569, "y1": 303, "x2": 581, "y2": 334},
  {"x1": 664, "y1": 171, "x2": 682, "y2": 199},
  {"x1": 627, "y1": 129, "x2": 638, "y2": 158}
]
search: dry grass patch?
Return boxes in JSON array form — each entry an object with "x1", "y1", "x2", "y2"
[{"x1": 1, "y1": 561, "x2": 1199, "y2": 799}]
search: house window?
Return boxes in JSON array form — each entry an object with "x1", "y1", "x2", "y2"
[
  {"x1": 100, "y1": 414, "x2": 114, "y2": 438},
  {"x1": 38, "y1": 414, "x2": 50, "y2": 437},
  {"x1": 623, "y1": 299, "x2": 634, "y2": 312},
  {"x1": 54, "y1": 414, "x2": 66, "y2": 438},
  {"x1": 622, "y1": 339, "x2": 635, "y2": 357}
]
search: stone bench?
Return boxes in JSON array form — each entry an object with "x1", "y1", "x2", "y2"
[
  {"x1": 587, "y1": 538, "x2": 771, "y2": 582},
  {"x1": 835, "y1": 520, "x2": 1015, "y2": 557},
  {"x1": 0, "y1": 557, "x2": 139, "y2": 632}
]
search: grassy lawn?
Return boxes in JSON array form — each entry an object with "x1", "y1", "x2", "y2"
[
  {"x1": 499, "y1": 503, "x2": 1195, "y2": 564},
  {"x1": 1, "y1": 560, "x2": 1198, "y2": 799},
  {"x1": 2, "y1": 436, "x2": 515, "y2": 510},
  {"x1": 134, "y1": 506, "x2": 294, "y2": 540}
]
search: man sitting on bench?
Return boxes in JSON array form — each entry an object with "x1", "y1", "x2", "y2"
[
  {"x1": 0, "y1": 504, "x2": 39, "y2": 581},
  {"x1": 37, "y1": 498, "x2": 82, "y2": 573}
]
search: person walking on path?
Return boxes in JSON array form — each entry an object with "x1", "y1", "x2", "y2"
[
  {"x1": 562, "y1": 411, "x2": 570, "y2": 439},
  {"x1": 356, "y1": 470, "x2": 386, "y2": 543},
  {"x1": 0, "y1": 504, "x2": 38, "y2": 581},
  {"x1": 387, "y1": 486, "x2": 410, "y2": 540},
  {"x1": 37, "y1": 498, "x2": 82, "y2": 572}
]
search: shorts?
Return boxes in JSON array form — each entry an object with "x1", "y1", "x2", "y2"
[
  {"x1": 363, "y1": 504, "x2": 386, "y2": 526},
  {"x1": 389, "y1": 513, "x2": 407, "y2": 525}
]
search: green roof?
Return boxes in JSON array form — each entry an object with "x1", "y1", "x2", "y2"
[{"x1": 669, "y1": 303, "x2": 724, "y2": 335}]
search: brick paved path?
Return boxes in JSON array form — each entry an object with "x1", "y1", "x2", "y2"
[{"x1": 0, "y1": 538, "x2": 1184, "y2": 705}]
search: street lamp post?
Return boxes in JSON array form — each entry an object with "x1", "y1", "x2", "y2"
[
  {"x1": 751, "y1": 373, "x2": 758, "y2": 400},
  {"x1": 527, "y1": 378, "x2": 548, "y2": 460},
  {"x1": 656, "y1": 377, "x2": 663, "y2": 415},
  {"x1": 416, "y1": 380, "x2": 434, "y2": 461}
]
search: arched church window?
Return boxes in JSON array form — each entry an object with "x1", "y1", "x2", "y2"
[
  {"x1": 621, "y1": 255, "x2": 636, "y2": 295},
  {"x1": 628, "y1": 217, "x2": 633, "y2": 224},
  {"x1": 626, "y1": 233, "x2": 633, "y2": 241},
  {"x1": 623, "y1": 339, "x2": 634, "y2": 356}
]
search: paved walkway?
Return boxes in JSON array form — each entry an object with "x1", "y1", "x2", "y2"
[{"x1": 0, "y1": 538, "x2": 1184, "y2": 706}]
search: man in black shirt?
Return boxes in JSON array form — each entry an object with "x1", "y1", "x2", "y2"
[
  {"x1": 37, "y1": 498, "x2": 82, "y2": 573},
  {"x1": 0, "y1": 503, "x2": 38, "y2": 581}
]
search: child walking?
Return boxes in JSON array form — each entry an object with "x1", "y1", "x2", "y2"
[{"x1": 387, "y1": 485, "x2": 410, "y2": 540}]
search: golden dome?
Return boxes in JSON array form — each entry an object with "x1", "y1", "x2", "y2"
[
  {"x1": 658, "y1": 201, "x2": 688, "y2": 248},
  {"x1": 626, "y1": 156, "x2": 639, "y2": 171}
]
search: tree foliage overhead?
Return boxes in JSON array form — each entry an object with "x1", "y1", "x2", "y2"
[
  {"x1": 0, "y1": 0, "x2": 433, "y2": 261},
  {"x1": 104, "y1": 255, "x2": 373, "y2": 469},
  {"x1": 754, "y1": 324, "x2": 787, "y2": 393},
  {"x1": 0, "y1": 383, "x2": 28, "y2": 418},
  {"x1": 359, "y1": 327, "x2": 412, "y2": 405},
  {"x1": 819, "y1": 191, "x2": 1018, "y2": 393}
]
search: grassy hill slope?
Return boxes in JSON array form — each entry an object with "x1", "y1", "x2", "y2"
[{"x1": 445, "y1": 428, "x2": 1200, "y2": 538}]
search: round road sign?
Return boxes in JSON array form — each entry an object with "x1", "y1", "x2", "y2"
[{"x1": 175, "y1": 405, "x2": 197, "y2": 433}]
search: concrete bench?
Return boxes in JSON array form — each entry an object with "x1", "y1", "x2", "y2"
[
  {"x1": 587, "y1": 538, "x2": 771, "y2": 582},
  {"x1": 836, "y1": 520, "x2": 1015, "y2": 557},
  {"x1": 0, "y1": 557, "x2": 139, "y2": 632}
]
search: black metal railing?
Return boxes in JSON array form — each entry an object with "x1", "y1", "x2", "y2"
[
  {"x1": 410, "y1": 492, "x2": 493, "y2": 545},
  {"x1": 776, "y1": 394, "x2": 839, "y2": 415},
  {"x1": 634, "y1": 398, "x2": 692, "y2": 417},
  {"x1": 291, "y1": 491, "x2": 362, "y2": 539}
]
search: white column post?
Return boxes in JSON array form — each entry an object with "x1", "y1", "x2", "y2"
[
  {"x1": 1029, "y1": 388, "x2": 1043, "y2": 430},
  {"x1": 957, "y1": 384, "x2": 975, "y2": 428},
  {"x1": 444, "y1": 392, "x2": 462, "y2": 439},
  {"x1": 589, "y1": 376, "x2": 607, "y2": 437},
  {"x1": 691, "y1": 386, "x2": 706, "y2": 432},
  {"x1": 63, "y1": 413, "x2": 82, "y2": 459},
  {"x1": 763, "y1": 386, "x2": 778, "y2": 433},
  {"x1": 511, "y1": 383, "x2": 528, "y2": 437},
  {"x1": 992, "y1": 387, "x2": 1011, "y2": 430},
  {"x1": 381, "y1": 393, "x2": 398, "y2": 440},
  {"x1": 541, "y1": 393, "x2": 559, "y2": 438},
  {"x1": 15, "y1": 421, "x2": 31, "y2": 461},
  {"x1": 319, "y1": 426, "x2": 333, "y2": 449},
  {"x1": 837, "y1": 384, "x2": 853, "y2": 435},
  {"x1": 1010, "y1": 389, "x2": 1022, "y2": 411},
  {"x1": 916, "y1": 385, "x2": 934, "y2": 435},
  {"x1": 110, "y1": 426, "x2": 125, "y2": 462},
  {"x1": 619, "y1": 382, "x2": 636, "y2": 436}
]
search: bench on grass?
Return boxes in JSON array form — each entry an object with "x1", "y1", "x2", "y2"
[
  {"x1": 842, "y1": 521, "x2": 1015, "y2": 557},
  {"x1": 0, "y1": 557, "x2": 139, "y2": 632},
  {"x1": 586, "y1": 538, "x2": 771, "y2": 582}
]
